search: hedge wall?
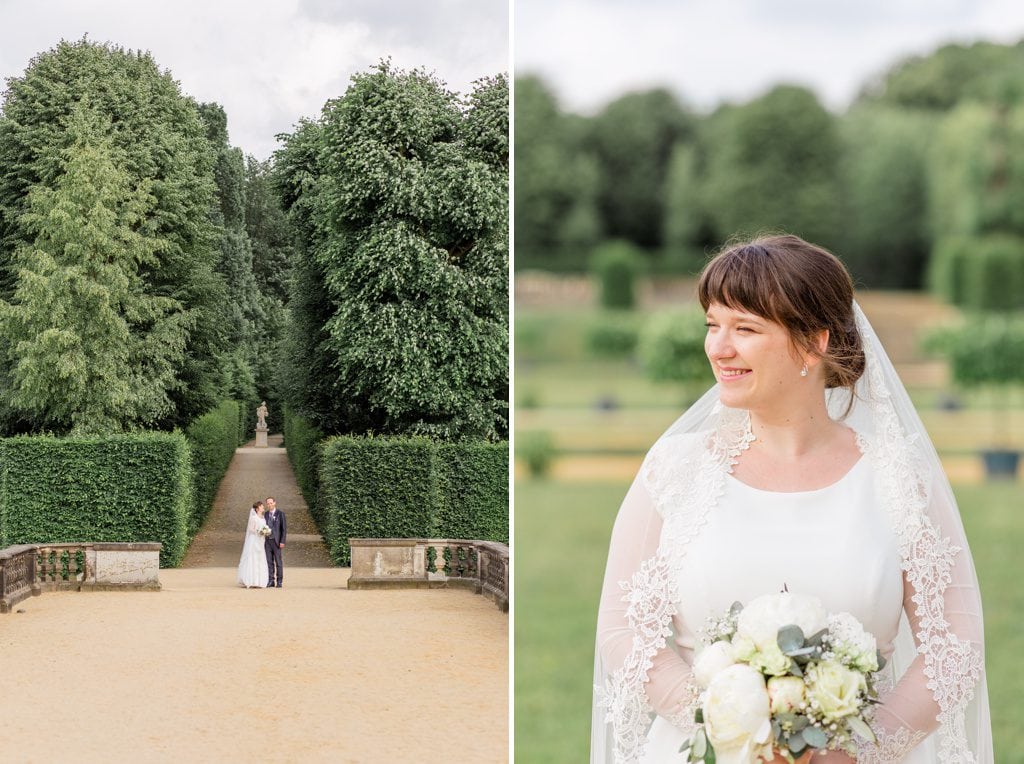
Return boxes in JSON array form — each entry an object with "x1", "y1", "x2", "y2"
[
  {"x1": 435, "y1": 441, "x2": 509, "y2": 542},
  {"x1": 931, "y1": 235, "x2": 1024, "y2": 310},
  {"x1": 0, "y1": 434, "x2": 192, "y2": 566},
  {"x1": 320, "y1": 436, "x2": 508, "y2": 565},
  {"x1": 184, "y1": 400, "x2": 240, "y2": 534},
  {"x1": 282, "y1": 409, "x2": 326, "y2": 531}
]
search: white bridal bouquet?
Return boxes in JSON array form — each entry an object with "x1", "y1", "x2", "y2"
[
  {"x1": 259, "y1": 526, "x2": 272, "y2": 537},
  {"x1": 680, "y1": 592, "x2": 885, "y2": 764}
]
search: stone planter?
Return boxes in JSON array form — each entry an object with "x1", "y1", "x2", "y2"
[{"x1": 981, "y1": 449, "x2": 1021, "y2": 480}]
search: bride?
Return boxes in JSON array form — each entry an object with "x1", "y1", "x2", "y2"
[
  {"x1": 592, "y1": 235, "x2": 991, "y2": 762},
  {"x1": 238, "y1": 500, "x2": 270, "y2": 588}
]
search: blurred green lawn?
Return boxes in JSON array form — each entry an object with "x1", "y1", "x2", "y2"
[{"x1": 514, "y1": 479, "x2": 1024, "y2": 763}]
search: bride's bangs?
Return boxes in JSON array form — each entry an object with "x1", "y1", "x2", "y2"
[{"x1": 697, "y1": 244, "x2": 786, "y2": 324}]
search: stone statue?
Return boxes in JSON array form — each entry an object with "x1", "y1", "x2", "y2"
[{"x1": 256, "y1": 401, "x2": 268, "y2": 430}]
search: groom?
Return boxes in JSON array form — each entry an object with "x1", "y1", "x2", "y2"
[{"x1": 264, "y1": 496, "x2": 286, "y2": 588}]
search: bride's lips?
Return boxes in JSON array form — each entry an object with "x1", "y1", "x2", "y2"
[{"x1": 717, "y1": 367, "x2": 751, "y2": 382}]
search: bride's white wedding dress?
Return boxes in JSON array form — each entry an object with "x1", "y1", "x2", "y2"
[
  {"x1": 638, "y1": 453, "x2": 931, "y2": 763},
  {"x1": 237, "y1": 510, "x2": 269, "y2": 588},
  {"x1": 593, "y1": 305, "x2": 990, "y2": 763}
]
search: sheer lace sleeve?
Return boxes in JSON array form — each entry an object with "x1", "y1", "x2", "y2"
[
  {"x1": 596, "y1": 473, "x2": 696, "y2": 723},
  {"x1": 246, "y1": 511, "x2": 260, "y2": 535},
  {"x1": 859, "y1": 472, "x2": 987, "y2": 763}
]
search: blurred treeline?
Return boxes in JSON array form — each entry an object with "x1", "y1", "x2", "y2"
[{"x1": 515, "y1": 38, "x2": 1024, "y2": 293}]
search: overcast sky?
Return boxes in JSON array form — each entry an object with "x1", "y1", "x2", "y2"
[
  {"x1": 0, "y1": 0, "x2": 508, "y2": 159},
  {"x1": 516, "y1": 0, "x2": 1024, "y2": 114}
]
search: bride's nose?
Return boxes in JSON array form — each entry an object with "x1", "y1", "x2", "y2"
[{"x1": 705, "y1": 330, "x2": 734, "y2": 361}]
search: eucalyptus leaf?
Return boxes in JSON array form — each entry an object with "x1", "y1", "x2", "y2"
[
  {"x1": 777, "y1": 624, "x2": 806, "y2": 653},
  {"x1": 787, "y1": 730, "x2": 807, "y2": 753},
  {"x1": 730, "y1": 601, "x2": 744, "y2": 616},
  {"x1": 803, "y1": 725, "x2": 828, "y2": 748},
  {"x1": 694, "y1": 708, "x2": 704, "y2": 724},
  {"x1": 788, "y1": 660, "x2": 804, "y2": 677},
  {"x1": 792, "y1": 715, "x2": 809, "y2": 732},
  {"x1": 807, "y1": 628, "x2": 828, "y2": 646}
]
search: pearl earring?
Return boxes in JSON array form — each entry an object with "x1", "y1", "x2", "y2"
[{"x1": 800, "y1": 364, "x2": 808, "y2": 377}]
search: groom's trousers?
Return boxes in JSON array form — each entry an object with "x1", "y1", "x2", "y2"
[{"x1": 266, "y1": 542, "x2": 283, "y2": 586}]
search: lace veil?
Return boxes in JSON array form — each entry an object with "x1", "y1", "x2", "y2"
[{"x1": 591, "y1": 303, "x2": 992, "y2": 763}]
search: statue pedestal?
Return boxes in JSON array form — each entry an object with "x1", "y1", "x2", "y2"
[{"x1": 255, "y1": 426, "x2": 268, "y2": 448}]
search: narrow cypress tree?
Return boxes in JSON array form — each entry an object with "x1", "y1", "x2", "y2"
[{"x1": 0, "y1": 103, "x2": 190, "y2": 433}]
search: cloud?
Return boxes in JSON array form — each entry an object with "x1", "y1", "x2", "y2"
[
  {"x1": 516, "y1": 0, "x2": 1024, "y2": 115},
  {"x1": 0, "y1": 0, "x2": 507, "y2": 159}
]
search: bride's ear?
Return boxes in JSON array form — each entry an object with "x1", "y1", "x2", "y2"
[{"x1": 804, "y1": 329, "x2": 830, "y2": 369}]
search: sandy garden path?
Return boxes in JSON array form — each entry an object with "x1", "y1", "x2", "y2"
[
  {"x1": 181, "y1": 433, "x2": 334, "y2": 568},
  {"x1": 0, "y1": 435, "x2": 508, "y2": 763}
]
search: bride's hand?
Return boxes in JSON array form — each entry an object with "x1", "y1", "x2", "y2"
[{"x1": 762, "y1": 750, "x2": 853, "y2": 763}]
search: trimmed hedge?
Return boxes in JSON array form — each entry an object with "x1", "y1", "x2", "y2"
[
  {"x1": 320, "y1": 436, "x2": 508, "y2": 565},
  {"x1": 282, "y1": 409, "x2": 326, "y2": 531},
  {"x1": 436, "y1": 441, "x2": 509, "y2": 542},
  {"x1": 931, "y1": 235, "x2": 1024, "y2": 310},
  {"x1": 184, "y1": 400, "x2": 240, "y2": 534},
  {"x1": 0, "y1": 434, "x2": 191, "y2": 566}
]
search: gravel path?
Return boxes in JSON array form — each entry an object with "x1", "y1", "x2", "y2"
[
  {"x1": 182, "y1": 434, "x2": 334, "y2": 569},
  {"x1": 0, "y1": 568, "x2": 508, "y2": 762},
  {"x1": 0, "y1": 433, "x2": 508, "y2": 762}
]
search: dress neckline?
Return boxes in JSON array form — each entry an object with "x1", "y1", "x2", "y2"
[{"x1": 725, "y1": 453, "x2": 867, "y2": 496}]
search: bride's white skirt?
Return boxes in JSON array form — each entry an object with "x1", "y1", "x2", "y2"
[{"x1": 237, "y1": 533, "x2": 269, "y2": 588}]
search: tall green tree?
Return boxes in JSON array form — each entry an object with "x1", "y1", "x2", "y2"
[
  {"x1": 858, "y1": 40, "x2": 1024, "y2": 111},
  {"x1": 0, "y1": 104, "x2": 190, "y2": 434},
  {"x1": 0, "y1": 38, "x2": 228, "y2": 428},
  {"x1": 513, "y1": 75, "x2": 601, "y2": 270},
  {"x1": 698, "y1": 86, "x2": 842, "y2": 248},
  {"x1": 280, "y1": 63, "x2": 508, "y2": 440},
  {"x1": 244, "y1": 156, "x2": 294, "y2": 305},
  {"x1": 585, "y1": 88, "x2": 692, "y2": 252},
  {"x1": 837, "y1": 107, "x2": 936, "y2": 288}
]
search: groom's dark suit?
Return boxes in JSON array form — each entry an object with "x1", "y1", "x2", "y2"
[{"x1": 265, "y1": 508, "x2": 287, "y2": 587}]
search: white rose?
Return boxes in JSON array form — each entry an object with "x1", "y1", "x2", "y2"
[
  {"x1": 767, "y1": 675, "x2": 806, "y2": 714},
  {"x1": 704, "y1": 664, "x2": 774, "y2": 764},
  {"x1": 736, "y1": 592, "x2": 828, "y2": 651},
  {"x1": 694, "y1": 641, "x2": 738, "y2": 689},
  {"x1": 749, "y1": 643, "x2": 792, "y2": 677},
  {"x1": 732, "y1": 634, "x2": 757, "y2": 662},
  {"x1": 807, "y1": 660, "x2": 866, "y2": 720}
]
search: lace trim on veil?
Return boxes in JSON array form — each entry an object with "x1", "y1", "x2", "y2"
[
  {"x1": 855, "y1": 309, "x2": 983, "y2": 763},
  {"x1": 595, "y1": 406, "x2": 753, "y2": 763}
]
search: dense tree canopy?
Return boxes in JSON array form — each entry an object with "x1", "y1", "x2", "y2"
[
  {"x1": 0, "y1": 38, "x2": 230, "y2": 432},
  {"x1": 0, "y1": 103, "x2": 190, "y2": 433},
  {"x1": 277, "y1": 64, "x2": 508, "y2": 440}
]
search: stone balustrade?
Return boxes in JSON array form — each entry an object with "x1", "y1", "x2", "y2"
[
  {"x1": 0, "y1": 542, "x2": 162, "y2": 613},
  {"x1": 348, "y1": 538, "x2": 509, "y2": 612}
]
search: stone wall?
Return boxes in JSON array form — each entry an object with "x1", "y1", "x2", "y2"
[
  {"x1": 348, "y1": 538, "x2": 509, "y2": 612},
  {"x1": 1, "y1": 542, "x2": 162, "y2": 613}
]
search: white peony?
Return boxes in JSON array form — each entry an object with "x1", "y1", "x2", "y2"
[
  {"x1": 767, "y1": 675, "x2": 806, "y2": 714},
  {"x1": 807, "y1": 660, "x2": 866, "y2": 720},
  {"x1": 693, "y1": 640, "x2": 738, "y2": 688},
  {"x1": 736, "y1": 592, "x2": 828, "y2": 651},
  {"x1": 704, "y1": 664, "x2": 774, "y2": 764}
]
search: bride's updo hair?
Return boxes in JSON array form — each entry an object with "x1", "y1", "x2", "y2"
[{"x1": 697, "y1": 234, "x2": 866, "y2": 391}]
